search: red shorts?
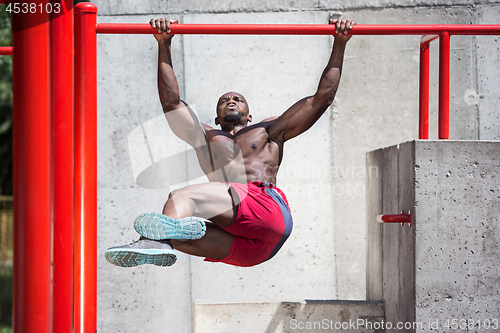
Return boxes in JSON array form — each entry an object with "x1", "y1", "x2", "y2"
[{"x1": 205, "y1": 181, "x2": 293, "y2": 267}]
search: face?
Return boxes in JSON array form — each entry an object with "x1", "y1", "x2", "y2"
[{"x1": 215, "y1": 92, "x2": 252, "y2": 126}]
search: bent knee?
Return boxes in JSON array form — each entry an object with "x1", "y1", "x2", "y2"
[
  {"x1": 168, "y1": 188, "x2": 182, "y2": 200},
  {"x1": 168, "y1": 188, "x2": 196, "y2": 205},
  {"x1": 170, "y1": 239, "x2": 188, "y2": 248}
]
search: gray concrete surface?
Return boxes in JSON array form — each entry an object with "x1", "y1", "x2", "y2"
[
  {"x1": 366, "y1": 141, "x2": 500, "y2": 332},
  {"x1": 193, "y1": 300, "x2": 385, "y2": 333},
  {"x1": 96, "y1": 15, "x2": 193, "y2": 333},
  {"x1": 414, "y1": 141, "x2": 500, "y2": 332},
  {"x1": 93, "y1": 1, "x2": 500, "y2": 332},
  {"x1": 477, "y1": 5, "x2": 500, "y2": 140}
]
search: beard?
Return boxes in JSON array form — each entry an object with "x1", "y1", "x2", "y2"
[{"x1": 223, "y1": 113, "x2": 244, "y2": 123}]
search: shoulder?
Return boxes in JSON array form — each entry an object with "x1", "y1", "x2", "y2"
[
  {"x1": 260, "y1": 116, "x2": 279, "y2": 123},
  {"x1": 202, "y1": 124, "x2": 232, "y2": 141},
  {"x1": 201, "y1": 123, "x2": 214, "y2": 132},
  {"x1": 255, "y1": 116, "x2": 279, "y2": 130}
]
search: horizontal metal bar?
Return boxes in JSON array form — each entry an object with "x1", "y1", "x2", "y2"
[
  {"x1": 0, "y1": 46, "x2": 13, "y2": 55},
  {"x1": 377, "y1": 211, "x2": 412, "y2": 226},
  {"x1": 96, "y1": 23, "x2": 500, "y2": 35},
  {"x1": 377, "y1": 214, "x2": 410, "y2": 223}
]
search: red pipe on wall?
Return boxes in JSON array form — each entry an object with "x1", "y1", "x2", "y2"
[
  {"x1": 419, "y1": 35, "x2": 438, "y2": 140},
  {"x1": 0, "y1": 46, "x2": 13, "y2": 55},
  {"x1": 74, "y1": 3, "x2": 98, "y2": 333},
  {"x1": 50, "y1": 1, "x2": 74, "y2": 332},
  {"x1": 12, "y1": 2, "x2": 52, "y2": 333},
  {"x1": 419, "y1": 40, "x2": 431, "y2": 140},
  {"x1": 376, "y1": 212, "x2": 411, "y2": 226},
  {"x1": 438, "y1": 31, "x2": 450, "y2": 140}
]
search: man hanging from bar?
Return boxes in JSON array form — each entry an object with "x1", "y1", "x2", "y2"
[{"x1": 105, "y1": 18, "x2": 356, "y2": 267}]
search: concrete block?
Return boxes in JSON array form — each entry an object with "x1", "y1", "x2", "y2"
[
  {"x1": 193, "y1": 300, "x2": 385, "y2": 333},
  {"x1": 414, "y1": 141, "x2": 500, "y2": 331},
  {"x1": 366, "y1": 140, "x2": 500, "y2": 332}
]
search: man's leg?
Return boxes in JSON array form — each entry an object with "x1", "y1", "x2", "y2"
[
  {"x1": 105, "y1": 182, "x2": 239, "y2": 267},
  {"x1": 163, "y1": 181, "x2": 238, "y2": 226},
  {"x1": 153, "y1": 181, "x2": 239, "y2": 259},
  {"x1": 170, "y1": 223, "x2": 234, "y2": 260}
]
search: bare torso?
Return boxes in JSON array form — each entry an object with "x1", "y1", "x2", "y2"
[{"x1": 195, "y1": 120, "x2": 283, "y2": 185}]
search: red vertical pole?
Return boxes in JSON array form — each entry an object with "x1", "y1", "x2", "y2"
[
  {"x1": 74, "y1": 3, "x2": 98, "y2": 333},
  {"x1": 12, "y1": 2, "x2": 52, "y2": 333},
  {"x1": 419, "y1": 40, "x2": 430, "y2": 140},
  {"x1": 438, "y1": 31, "x2": 450, "y2": 139},
  {"x1": 51, "y1": 1, "x2": 74, "y2": 332}
]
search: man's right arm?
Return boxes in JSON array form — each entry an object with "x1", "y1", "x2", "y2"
[{"x1": 151, "y1": 18, "x2": 207, "y2": 148}]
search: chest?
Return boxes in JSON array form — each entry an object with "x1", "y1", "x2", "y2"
[{"x1": 207, "y1": 127, "x2": 273, "y2": 158}]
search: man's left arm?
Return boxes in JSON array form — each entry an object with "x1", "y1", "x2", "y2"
[{"x1": 268, "y1": 19, "x2": 355, "y2": 143}]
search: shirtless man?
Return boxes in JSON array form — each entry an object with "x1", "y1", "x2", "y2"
[{"x1": 105, "y1": 18, "x2": 355, "y2": 268}]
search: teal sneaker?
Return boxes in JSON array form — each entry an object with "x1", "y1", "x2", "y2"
[
  {"x1": 134, "y1": 212, "x2": 207, "y2": 240},
  {"x1": 104, "y1": 237, "x2": 176, "y2": 267}
]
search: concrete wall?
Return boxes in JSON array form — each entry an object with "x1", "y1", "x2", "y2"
[
  {"x1": 366, "y1": 141, "x2": 500, "y2": 332},
  {"x1": 96, "y1": 15, "x2": 193, "y2": 333},
  {"x1": 94, "y1": 1, "x2": 500, "y2": 332}
]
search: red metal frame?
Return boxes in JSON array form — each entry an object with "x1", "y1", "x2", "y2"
[
  {"x1": 74, "y1": 3, "x2": 98, "y2": 333},
  {"x1": 50, "y1": 1, "x2": 74, "y2": 332},
  {"x1": 417, "y1": 32, "x2": 453, "y2": 140},
  {"x1": 12, "y1": 2, "x2": 52, "y2": 333}
]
